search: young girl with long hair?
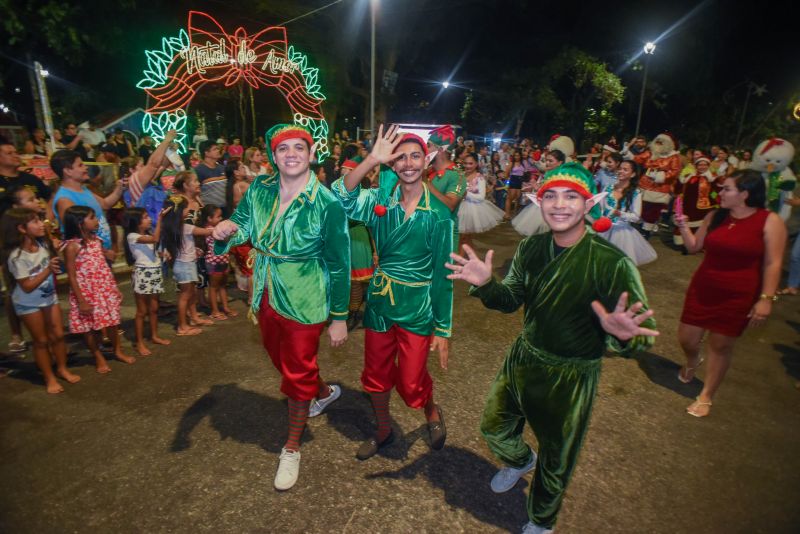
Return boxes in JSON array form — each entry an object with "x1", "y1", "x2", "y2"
[
  {"x1": 596, "y1": 160, "x2": 657, "y2": 266},
  {"x1": 1, "y1": 208, "x2": 80, "y2": 393},
  {"x1": 159, "y1": 196, "x2": 215, "y2": 335},
  {"x1": 122, "y1": 207, "x2": 171, "y2": 356},
  {"x1": 62, "y1": 205, "x2": 134, "y2": 372},
  {"x1": 200, "y1": 204, "x2": 236, "y2": 320}
]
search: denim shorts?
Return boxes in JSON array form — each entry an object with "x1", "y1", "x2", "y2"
[
  {"x1": 207, "y1": 261, "x2": 230, "y2": 275},
  {"x1": 173, "y1": 260, "x2": 198, "y2": 284},
  {"x1": 13, "y1": 294, "x2": 58, "y2": 316}
]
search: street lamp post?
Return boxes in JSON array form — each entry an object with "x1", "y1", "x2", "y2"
[
  {"x1": 369, "y1": 0, "x2": 377, "y2": 140},
  {"x1": 634, "y1": 42, "x2": 656, "y2": 137},
  {"x1": 33, "y1": 61, "x2": 57, "y2": 154}
]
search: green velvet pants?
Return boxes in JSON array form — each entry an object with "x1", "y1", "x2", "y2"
[{"x1": 480, "y1": 336, "x2": 601, "y2": 528}]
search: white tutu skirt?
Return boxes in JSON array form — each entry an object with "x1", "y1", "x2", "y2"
[
  {"x1": 600, "y1": 222, "x2": 657, "y2": 266},
  {"x1": 512, "y1": 204, "x2": 550, "y2": 236},
  {"x1": 458, "y1": 199, "x2": 505, "y2": 234}
]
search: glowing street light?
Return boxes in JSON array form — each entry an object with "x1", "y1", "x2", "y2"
[
  {"x1": 643, "y1": 42, "x2": 656, "y2": 55},
  {"x1": 40, "y1": 68, "x2": 49, "y2": 77},
  {"x1": 442, "y1": 81, "x2": 450, "y2": 89}
]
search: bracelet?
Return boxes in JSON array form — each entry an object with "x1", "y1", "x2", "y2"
[{"x1": 759, "y1": 293, "x2": 778, "y2": 301}]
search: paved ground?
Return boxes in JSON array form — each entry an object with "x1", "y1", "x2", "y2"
[{"x1": 0, "y1": 224, "x2": 798, "y2": 534}]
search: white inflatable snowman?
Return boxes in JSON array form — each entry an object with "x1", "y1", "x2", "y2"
[{"x1": 750, "y1": 138, "x2": 796, "y2": 220}]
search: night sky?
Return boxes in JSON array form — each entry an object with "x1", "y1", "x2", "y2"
[{"x1": 2, "y1": 0, "x2": 798, "y2": 143}]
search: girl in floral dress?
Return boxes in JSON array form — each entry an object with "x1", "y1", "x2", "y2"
[{"x1": 63, "y1": 206, "x2": 134, "y2": 373}]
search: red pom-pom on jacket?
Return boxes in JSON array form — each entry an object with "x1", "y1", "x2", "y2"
[
  {"x1": 374, "y1": 205, "x2": 387, "y2": 217},
  {"x1": 592, "y1": 216, "x2": 613, "y2": 233}
]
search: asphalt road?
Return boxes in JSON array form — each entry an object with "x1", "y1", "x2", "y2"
[{"x1": 0, "y1": 223, "x2": 798, "y2": 533}]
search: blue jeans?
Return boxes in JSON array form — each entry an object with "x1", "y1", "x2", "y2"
[{"x1": 789, "y1": 234, "x2": 800, "y2": 288}]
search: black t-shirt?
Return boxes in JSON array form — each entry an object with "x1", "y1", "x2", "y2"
[
  {"x1": 61, "y1": 135, "x2": 89, "y2": 160},
  {"x1": 0, "y1": 171, "x2": 52, "y2": 200},
  {"x1": 139, "y1": 145, "x2": 154, "y2": 163},
  {"x1": 0, "y1": 171, "x2": 52, "y2": 213}
]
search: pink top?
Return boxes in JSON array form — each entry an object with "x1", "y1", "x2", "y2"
[{"x1": 227, "y1": 145, "x2": 244, "y2": 158}]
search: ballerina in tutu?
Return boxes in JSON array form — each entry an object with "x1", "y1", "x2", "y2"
[
  {"x1": 458, "y1": 153, "x2": 505, "y2": 251},
  {"x1": 512, "y1": 149, "x2": 565, "y2": 236},
  {"x1": 597, "y1": 160, "x2": 657, "y2": 266}
]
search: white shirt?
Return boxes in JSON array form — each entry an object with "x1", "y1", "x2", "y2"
[{"x1": 127, "y1": 233, "x2": 161, "y2": 268}]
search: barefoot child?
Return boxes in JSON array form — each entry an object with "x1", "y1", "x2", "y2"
[
  {"x1": 1, "y1": 208, "x2": 81, "y2": 393},
  {"x1": 200, "y1": 204, "x2": 237, "y2": 320},
  {"x1": 159, "y1": 196, "x2": 215, "y2": 335},
  {"x1": 62, "y1": 205, "x2": 134, "y2": 372},
  {"x1": 122, "y1": 207, "x2": 172, "y2": 356}
]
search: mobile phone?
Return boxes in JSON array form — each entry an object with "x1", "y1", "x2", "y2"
[{"x1": 119, "y1": 162, "x2": 131, "y2": 179}]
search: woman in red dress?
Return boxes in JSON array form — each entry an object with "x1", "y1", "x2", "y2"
[{"x1": 675, "y1": 170, "x2": 786, "y2": 417}]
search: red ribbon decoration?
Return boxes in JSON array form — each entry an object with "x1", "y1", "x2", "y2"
[{"x1": 145, "y1": 11, "x2": 323, "y2": 120}]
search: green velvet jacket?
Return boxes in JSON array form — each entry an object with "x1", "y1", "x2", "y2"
[
  {"x1": 470, "y1": 229, "x2": 656, "y2": 359},
  {"x1": 332, "y1": 174, "x2": 454, "y2": 337},
  {"x1": 214, "y1": 172, "x2": 350, "y2": 324}
]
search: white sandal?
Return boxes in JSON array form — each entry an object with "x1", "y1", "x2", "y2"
[
  {"x1": 687, "y1": 397, "x2": 712, "y2": 417},
  {"x1": 678, "y1": 357, "x2": 705, "y2": 384}
]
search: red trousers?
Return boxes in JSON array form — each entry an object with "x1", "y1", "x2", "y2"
[
  {"x1": 641, "y1": 200, "x2": 665, "y2": 224},
  {"x1": 259, "y1": 296, "x2": 325, "y2": 401},
  {"x1": 363, "y1": 326, "x2": 433, "y2": 409}
]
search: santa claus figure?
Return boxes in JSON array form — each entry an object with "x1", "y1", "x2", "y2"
[
  {"x1": 672, "y1": 155, "x2": 718, "y2": 245},
  {"x1": 750, "y1": 137, "x2": 796, "y2": 221},
  {"x1": 640, "y1": 132, "x2": 681, "y2": 234}
]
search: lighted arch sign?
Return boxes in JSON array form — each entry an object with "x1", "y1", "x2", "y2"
[{"x1": 137, "y1": 11, "x2": 329, "y2": 158}]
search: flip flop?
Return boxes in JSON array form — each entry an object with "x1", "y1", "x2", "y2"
[
  {"x1": 176, "y1": 328, "x2": 203, "y2": 336},
  {"x1": 687, "y1": 397, "x2": 712, "y2": 417},
  {"x1": 777, "y1": 288, "x2": 798, "y2": 296},
  {"x1": 678, "y1": 357, "x2": 705, "y2": 384},
  {"x1": 210, "y1": 313, "x2": 228, "y2": 321}
]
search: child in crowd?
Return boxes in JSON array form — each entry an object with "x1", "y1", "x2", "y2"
[
  {"x1": 159, "y1": 196, "x2": 215, "y2": 336},
  {"x1": 123, "y1": 207, "x2": 172, "y2": 356},
  {"x1": 2, "y1": 186, "x2": 51, "y2": 354},
  {"x1": 1, "y1": 208, "x2": 80, "y2": 393},
  {"x1": 62, "y1": 205, "x2": 134, "y2": 373},
  {"x1": 200, "y1": 204, "x2": 236, "y2": 320}
]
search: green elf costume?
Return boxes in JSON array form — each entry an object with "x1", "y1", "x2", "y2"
[
  {"x1": 332, "y1": 131, "x2": 454, "y2": 459},
  {"x1": 214, "y1": 123, "x2": 350, "y2": 491},
  {"x1": 426, "y1": 125, "x2": 467, "y2": 251},
  {"x1": 462, "y1": 163, "x2": 656, "y2": 533}
]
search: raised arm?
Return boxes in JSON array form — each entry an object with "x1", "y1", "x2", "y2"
[
  {"x1": 342, "y1": 124, "x2": 404, "y2": 191},
  {"x1": 676, "y1": 210, "x2": 715, "y2": 253},
  {"x1": 449, "y1": 243, "x2": 526, "y2": 314},
  {"x1": 136, "y1": 130, "x2": 177, "y2": 188}
]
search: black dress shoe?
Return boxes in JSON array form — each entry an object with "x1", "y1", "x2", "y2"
[
  {"x1": 356, "y1": 431, "x2": 394, "y2": 461},
  {"x1": 346, "y1": 310, "x2": 362, "y2": 332},
  {"x1": 428, "y1": 405, "x2": 447, "y2": 450}
]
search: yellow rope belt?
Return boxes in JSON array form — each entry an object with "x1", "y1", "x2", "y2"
[
  {"x1": 246, "y1": 247, "x2": 315, "y2": 269},
  {"x1": 371, "y1": 268, "x2": 431, "y2": 306}
]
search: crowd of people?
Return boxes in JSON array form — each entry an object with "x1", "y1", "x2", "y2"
[{"x1": 0, "y1": 118, "x2": 796, "y2": 534}]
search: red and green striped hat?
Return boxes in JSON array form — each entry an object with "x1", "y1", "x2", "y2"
[
  {"x1": 265, "y1": 123, "x2": 314, "y2": 165},
  {"x1": 537, "y1": 162, "x2": 596, "y2": 199}
]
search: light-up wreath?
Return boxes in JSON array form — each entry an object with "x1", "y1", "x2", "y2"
[{"x1": 137, "y1": 11, "x2": 329, "y2": 158}]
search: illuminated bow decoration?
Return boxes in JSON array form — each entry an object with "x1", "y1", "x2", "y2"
[{"x1": 145, "y1": 11, "x2": 323, "y2": 120}]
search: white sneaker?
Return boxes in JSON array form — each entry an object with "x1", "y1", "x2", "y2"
[
  {"x1": 308, "y1": 384, "x2": 341, "y2": 417},
  {"x1": 490, "y1": 449, "x2": 537, "y2": 493},
  {"x1": 274, "y1": 448, "x2": 301, "y2": 491},
  {"x1": 521, "y1": 521, "x2": 553, "y2": 534}
]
